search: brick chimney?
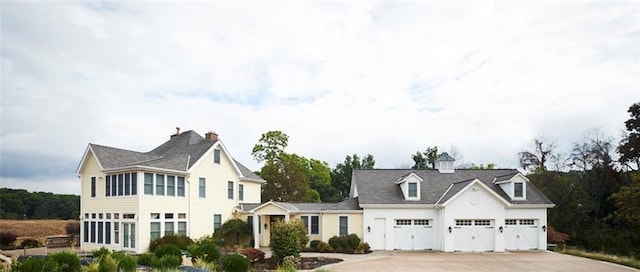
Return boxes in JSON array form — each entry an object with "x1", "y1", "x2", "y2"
[
  {"x1": 171, "y1": 127, "x2": 181, "y2": 139},
  {"x1": 205, "y1": 131, "x2": 219, "y2": 141}
]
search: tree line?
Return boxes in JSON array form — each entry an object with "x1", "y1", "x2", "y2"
[
  {"x1": 517, "y1": 102, "x2": 639, "y2": 257},
  {"x1": 0, "y1": 188, "x2": 80, "y2": 220}
]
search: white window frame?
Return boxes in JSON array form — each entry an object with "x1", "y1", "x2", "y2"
[
  {"x1": 513, "y1": 181, "x2": 525, "y2": 199},
  {"x1": 214, "y1": 149, "x2": 221, "y2": 164},
  {"x1": 227, "y1": 181, "x2": 234, "y2": 200},
  {"x1": 300, "y1": 215, "x2": 320, "y2": 235},
  {"x1": 199, "y1": 177, "x2": 206, "y2": 198},
  {"x1": 338, "y1": 215, "x2": 348, "y2": 236},
  {"x1": 408, "y1": 182, "x2": 418, "y2": 198},
  {"x1": 238, "y1": 184, "x2": 244, "y2": 201},
  {"x1": 214, "y1": 214, "x2": 222, "y2": 231}
]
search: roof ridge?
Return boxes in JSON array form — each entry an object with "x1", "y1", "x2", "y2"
[{"x1": 90, "y1": 143, "x2": 145, "y2": 154}]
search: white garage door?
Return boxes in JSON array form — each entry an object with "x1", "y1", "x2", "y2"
[
  {"x1": 393, "y1": 219, "x2": 433, "y2": 250},
  {"x1": 505, "y1": 219, "x2": 539, "y2": 250},
  {"x1": 453, "y1": 219, "x2": 495, "y2": 252}
]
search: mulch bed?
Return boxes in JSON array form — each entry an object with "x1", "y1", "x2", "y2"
[{"x1": 252, "y1": 257, "x2": 342, "y2": 271}]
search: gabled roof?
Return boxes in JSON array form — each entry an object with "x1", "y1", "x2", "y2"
[
  {"x1": 352, "y1": 169, "x2": 553, "y2": 205},
  {"x1": 77, "y1": 130, "x2": 264, "y2": 182},
  {"x1": 240, "y1": 198, "x2": 361, "y2": 213}
]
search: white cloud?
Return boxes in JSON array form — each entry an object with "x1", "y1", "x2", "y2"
[{"x1": 1, "y1": 1, "x2": 638, "y2": 195}]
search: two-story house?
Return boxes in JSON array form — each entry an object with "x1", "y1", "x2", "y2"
[{"x1": 76, "y1": 129, "x2": 264, "y2": 253}]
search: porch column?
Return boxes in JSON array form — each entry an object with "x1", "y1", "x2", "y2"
[
  {"x1": 253, "y1": 214, "x2": 260, "y2": 249},
  {"x1": 284, "y1": 213, "x2": 290, "y2": 221}
]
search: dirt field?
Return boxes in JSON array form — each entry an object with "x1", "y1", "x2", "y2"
[{"x1": 0, "y1": 220, "x2": 75, "y2": 243}]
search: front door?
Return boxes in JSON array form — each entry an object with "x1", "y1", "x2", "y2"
[{"x1": 122, "y1": 222, "x2": 136, "y2": 250}]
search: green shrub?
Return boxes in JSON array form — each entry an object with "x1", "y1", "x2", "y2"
[
  {"x1": 317, "y1": 241, "x2": 334, "y2": 253},
  {"x1": 309, "y1": 240, "x2": 321, "y2": 250},
  {"x1": 154, "y1": 255, "x2": 182, "y2": 270},
  {"x1": 112, "y1": 253, "x2": 137, "y2": 272},
  {"x1": 148, "y1": 234, "x2": 193, "y2": 252},
  {"x1": 189, "y1": 240, "x2": 220, "y2": 263},
  {"x1": 92, "y1": 247, "x2": 111, "y2": 260},
  {"x1": 279, "y1": 255, "x2": 298, "y2": 272},
  {"x1": 328, "y1": 235, "x2": 353, "y2": 253},
  {"x1": 347, "y1": 234, "x2": 361, "y2": 249},
  {"x1": 0, "y1": 231, "x2": 17, "y2": 247},
  {"x1": 98, "y1": 254, "x2": 118, "y2": 272},
  {"x1": 11, "y1": 256, "x2": 58, "y2": 272},
  {"x1": 50, "y1": 251, "x2": 81, "y2": 272},
  {"x1": 154, "y1": 243, "x2": 182, "y2": 258},
  {"x1": 222, "y1": 254, "x2": 251, "y2": 272},
  {"x1": 240, "y1": 247, "x2": 265, "y2": 262},
  {"x1": 214, "y1": 218, "x2": 252, "y2": 245},
  {"x1": 328, "y1": 236, "x2": 340, "y2": 251},
  {"x1": 19, "y1": 238, "x2": 41, "y2": 248},
  {"x1": 136, "y1": 253, "x2": 155, "y2": 266},
  {"x1": 270, "y1": 219, "x2": 309, "y2": 261}
]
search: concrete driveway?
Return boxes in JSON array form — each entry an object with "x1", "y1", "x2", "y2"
[{"x1": 319, "y1": 251, "x2": 639, "y2": 272}]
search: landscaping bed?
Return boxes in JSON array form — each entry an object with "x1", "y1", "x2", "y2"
[{"x1": 252, "y1": 256, "x2": 342, "y2": 271}]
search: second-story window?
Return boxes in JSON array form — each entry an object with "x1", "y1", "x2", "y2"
[
  {"x1": 177, "y1": 177, "x2": 185, "y2": 197},
  {"x1": 238, "y1": 184, "x2": 244, "y2": 201},
  {"x1": 167, "y1": 176, "x2": 175, "y2": 196},
  {"x1": 227, "y1": 181, "x2": 234, "y2": 199},
  {"x1": 199, "y1": 178, "x2": 206, "y2": 198},
  {"x1": 144, "y1": 173, "x2": 153, "y2": 195},
  {"x1": 156, "y1": 174, "x2": 165, "y2": 196}
]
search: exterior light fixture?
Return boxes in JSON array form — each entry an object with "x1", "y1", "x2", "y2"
[
  {"x1": 264, "y1": 223, "x2": 268, "y2": 230},
  {"x1": 448, "y1": 226, "x2": 452, "y2": 233},
  {"x1": 542, "y1": 225, "x2": 546, "y2": 232},
  {"x1": 499, "y1": 226, "x2": 503, "y2": 233},
  {"x1": 367, "y1": 226, "x2": 371, "y2": 233}
]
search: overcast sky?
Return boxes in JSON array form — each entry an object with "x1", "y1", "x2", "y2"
[{"x1": 1, "y1": 1, "x2": 638, "y2": 195}]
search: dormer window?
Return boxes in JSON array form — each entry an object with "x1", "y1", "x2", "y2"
[
  {"x1": 408, "y1": 182, "x2": 418, "y2": 198},
  {"x1": 514, "y1": 182, "x2": 524, "y2": 198},
  {"x1": 395, "y1": 172, "x2": 423, "y2": 201},
  {"x1": 494, "y1": 173, "x2": 528, "y2": 200}
]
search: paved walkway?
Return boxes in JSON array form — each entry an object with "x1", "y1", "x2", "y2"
[{"x1": 321, "y1": 251, "x2": 640, "y2": 272}]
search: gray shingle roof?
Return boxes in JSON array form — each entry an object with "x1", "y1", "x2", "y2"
[
  {"x1": 238, "y1": 198, "x2": 361, "y2": 212},
  {"x1": 437, "y1": 152, "x2": 456, "y2": 161},
  {"x1": 88, "y1": 130, "x2": 263, "y2": 181},
  {"x1": 353, "y1": 169, "x2": 553, "y2": 205}
]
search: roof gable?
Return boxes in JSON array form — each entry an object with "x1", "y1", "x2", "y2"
[{"x1": 438, "y1": 178, "x2": 511, "y2": 206}]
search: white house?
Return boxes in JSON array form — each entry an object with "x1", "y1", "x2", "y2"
[
  {"x1": 76, "y1": 129, "x2": 265, "y2": 253},
  {"x1": 77, "y1": 130, "x2": 553, "y2": 253},
  {"x1": 352, "y1": 153, "x2": 555, "y2": 252}
]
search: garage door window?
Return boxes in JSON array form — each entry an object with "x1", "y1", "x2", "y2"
[
  {"x1": 505, "y1": 219, "x2": 517, "y2": 225},
  {"x1": 520, "y1": 219, "x2": 534, "y2": 225},
  {"x1": 396, "y1": 219, "x2": 412, "y2": 225},
  {"x1": 475, "y1": 220, "x2": 491, "y2": 226},
  {"x1": 456, "y1": 220, "x2": 472, "y2": 226},
  {"x1": 414, "y1": 219, "x2": 429, "y2": 225}
]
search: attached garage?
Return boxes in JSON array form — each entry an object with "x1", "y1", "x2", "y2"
[
  {"x1": 505, "y1": 219, "x2": 539, "y2": 250},
  {"x1": 393, "y1": 219, "x2": 433, "y2": 250},
  {"x1": 453, "y1": 219, "x2": 495, "y2": 252}
]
